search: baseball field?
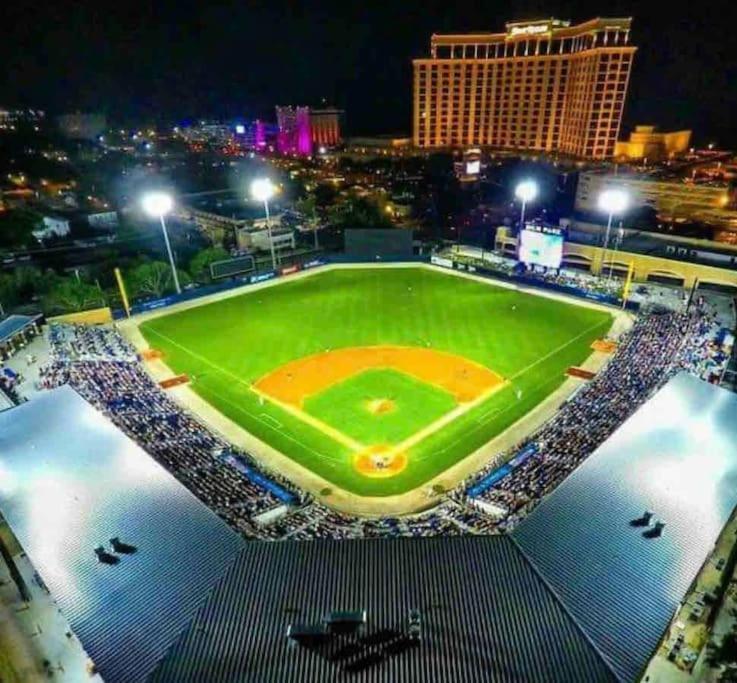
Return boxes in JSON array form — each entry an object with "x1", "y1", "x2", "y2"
[{"x1": 139, "y1": 266, "x2": 612, "y2": 496}]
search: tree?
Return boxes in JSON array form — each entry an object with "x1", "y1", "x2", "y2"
[
  {"x1": 327, "y1": 196, "x2": 394, "y2": 231},
  {"x1": 13, "y1": 266, "x2": 46, "y2": 300},
  {"x1": 722, "y1": 666, "x2": 737, "y2": 683},
  {"x1": 313, "y1": 183, "x2": 338, "y2": 208},
  {"x1": 0, "y1": 273, "x2": 18, "y2": 311},
  {"x1": 707, "y1": 631, "x2": 737, "y2": 669},
  {"x1": 0, "y1": 209, "x2": 43, "y2": 249},
  {"x1": 296, "y1": 196, "x2": 320, "y2": 248},
  {"x1": 127, "y1": 261, "x2": 191, "y2": 300},
  {"x1": 295, "y1": 196, "x2": 317, "y2": 220},
  {"x1": 189, "y1": 246, "x2": 229, "y2": 283},
  {"x1": 41, "y1": 277, "x2": 106, "y2": 314}
]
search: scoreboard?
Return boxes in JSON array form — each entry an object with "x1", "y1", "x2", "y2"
[{"x1": 518, "y1": 225, "x2": 564, "y2": 269}]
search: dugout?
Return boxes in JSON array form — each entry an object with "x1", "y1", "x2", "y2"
[{"x1": 344, "y1": 228, "x2": 413, "y2": 260}]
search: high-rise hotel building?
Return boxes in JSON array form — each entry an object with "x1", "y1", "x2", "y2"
[{"x1": 413, "y1": 18, "x2": 636, "y2": 159}]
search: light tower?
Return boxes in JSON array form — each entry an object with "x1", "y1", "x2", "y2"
[
  {"x1": 141, "y1": 191, "x2": 181, "y2": 295},
  {"x1": 598, "y1": 188, "x2": 629, "y2": 283},
  {"x1": 250, "y1": 178, "x2": 278, "y2": 271},
  {"x1": 515, "y1": 180, "x2": 538, "y2": 230}
]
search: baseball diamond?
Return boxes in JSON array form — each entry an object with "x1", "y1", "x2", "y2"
[{"x1": 138, "y1": 266, "x2": 613, "y2": 497}]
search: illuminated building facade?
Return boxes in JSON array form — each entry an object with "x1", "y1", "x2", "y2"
[
  {"x1": 615, "y1": 125, "x2": 692, "y2": 162},
  {"x1": 309, "y1": 108, "x2": 343, "y2": 147},
  {"x1": 276, "y1": 106, "x2": 313, "y2": 156},
  {"x1": 576, "y1": 171, "x2": 737, "y2": 241},
  {"x1": 413, "y1": 18, "x2": 636, "y2": 159}
]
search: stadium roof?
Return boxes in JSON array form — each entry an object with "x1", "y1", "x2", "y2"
[
  {"x1": 1, "y1": 375, "x2": 736, "y2": 682},
  {"x1": 513, "y1": 372, "x2": 737, "y2": 682},
  {"x1": 150, "y1": 536, "x2": 616, "y2": 683},
  {"x1": 0, "y1": 313, "x2": 41, "y2": 344},
  {"x1": 0, "y1": 386, "x2": 245, "y2": 683}
]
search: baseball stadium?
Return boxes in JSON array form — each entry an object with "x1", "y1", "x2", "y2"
[
  {"x1": 3, "y1": 240, "x2": 737, "y2": 683},
  {"x1": 2, "y1": 234, "x2": 737, "y2": 683}
]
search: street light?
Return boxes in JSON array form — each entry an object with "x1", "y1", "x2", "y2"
[
  {"x1": 141, "y1": 191, "x2": 181, "y2": 295},
  {"x1": 250, "y1": 178, "x2": 277, "y2": 271},
  {"x1": 598, "y1": 188, "x2": 629, "y2": 284},
  {"x1": 514, "y1": 179, "x2": 538, "y2": 230}
]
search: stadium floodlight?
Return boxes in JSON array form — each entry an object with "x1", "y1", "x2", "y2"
[
  {"x1": 598, "y1": 188, "x2": 629, "y2": 216},
  {"x1": 514, "y1": 179, "x2": 538, "y2": 229},
  {"x1": 141, "y1": 191, "x2": 173, "y2": 218},
  {"x1": 598, "y1": 188, "x2": 630, "y2": 285},
  {"x1": 250, "y1": 178, "x2": 278, "y2": 271},
  {"x1": 141, "y1": 191, "x2": 181, "y2": 295},
  {"x1": 250, "y1": 177, "x2": 276, "y2": 203}
]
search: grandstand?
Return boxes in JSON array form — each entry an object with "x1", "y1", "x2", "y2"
[{"x1": 2, "y1": 374, "x2": 737, "y2": 681}]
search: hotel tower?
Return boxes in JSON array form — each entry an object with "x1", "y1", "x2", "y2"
[{"x1": 413, "y1": 18, "x2": 636, "y2": 159}]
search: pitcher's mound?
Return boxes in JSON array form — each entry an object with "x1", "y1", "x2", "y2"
[
  {"x1": 366, "y1": 398, "x2": 396, "y2": 415},
  {"x1": 354, "y1": 445, "x2": 407, "y2": 478}
]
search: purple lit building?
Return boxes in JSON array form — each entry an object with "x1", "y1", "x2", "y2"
[
  {"x1": 255, "y1": 119, "x2": 267, "y2": 148},
  {"x1": 276, "y1": 106, "x2": 312, "y2": 156}
]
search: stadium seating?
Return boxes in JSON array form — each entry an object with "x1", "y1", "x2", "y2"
[
  {"x1": 39, "y1": 295, "x2": 732, "y2": 540},
  {"x1": 459, "y1": 301, "x2": 733, "y2": 531}
]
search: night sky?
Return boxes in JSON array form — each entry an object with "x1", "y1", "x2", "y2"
[{"x1": 3, "y1": 0, "x2": 737, "y2": 145}]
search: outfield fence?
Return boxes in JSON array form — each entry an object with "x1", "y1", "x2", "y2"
[{"x1": 113, "y1": 250, "x2": 639, "y2": 320}]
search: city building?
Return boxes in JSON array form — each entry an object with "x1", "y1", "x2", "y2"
[
  {"x1": 413, "y1": 18, "x2": 636, "y2": 159},
  {"x1": 238, "y1": 226, "x2": 295, "y2": 253},
  {"x1": 343, "y1": 136, "x2": 413, "y2": 158},
  {"x1": 575, "y1": 170, "x2": 735, "y2": 229},
  {"x1": 87, "y1": 211, "x2": 119, "y2": 229},
  {"x1": 614, "y1": 125, "x2": 692, "y2": 162},
  {"x1": 455, "y1": 148, "x2": 483, "y2": 182},
  {"x1": 56, "y1": 112, "x2": 107, "y2": 140},
  {"x1": 276, "y1": 106, "x2": 313, "y2": 156},
  {"x1": 276, "y1": 106, "x2": 344, "y2": 155},
  {"x1": 309, "y1": 108, "x2": 343, "y2": 147}
]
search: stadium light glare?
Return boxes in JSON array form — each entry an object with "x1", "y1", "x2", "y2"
[
  {"x1": 598, "y1": 188, "x2": 630, "y2": 286},
  {"x1": 514, "y1": 180, "x2": 538, "y2": 231},
  {"x1": 141, "y1": 191, "x2": 173, "y2": 218},
  {"x1": 598, "y1": 188, "x2": 629, "y2": 215},
  {"x1": 250, "y1": 178, "x2": 278, "y2": 270},
  {"x1": 514, "y1": 179, "x2": 538, "y2": 204},
  {"x1": 140, "y1": 191, "x2": 180, "y2": 295},
  {"x1": 250, "y1": 178, "x2": 276, "y2": 203}
]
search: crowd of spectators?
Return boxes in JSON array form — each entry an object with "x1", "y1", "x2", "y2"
[
  {"x1": 457, "y1": 299, "x2": 733, "y2": 531},
  {"x1": 37, "y1": 294, "x2": 733, "y2": 541},
  {"x1": 450, "y1": 249, "x2": 624, "y2": 298},
  {"x1": 48, "y1": 323, "x2": 138, "y2": 362},
  {"x1": 41, "y1": 324, "x2": 306, "y2": 539}
]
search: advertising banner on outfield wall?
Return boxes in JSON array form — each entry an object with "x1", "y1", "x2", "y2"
[
  {"x1": 249, "y1": 270, "x2": 277, "y2": 284},
  {"x1": 280, "y1": 264, "x2": 300, "y2": 276}
]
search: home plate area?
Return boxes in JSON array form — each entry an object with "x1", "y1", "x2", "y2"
[{"x1": 253, "y1": 345, "x2": 505, "y2": 478}]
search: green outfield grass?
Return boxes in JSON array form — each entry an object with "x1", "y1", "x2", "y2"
[
  {"x1": 304, "y1": 368, "x2": 457, "y2": 445},
  {"x1": 139, "y1": 266, "x2": 612, "y2": 496}
]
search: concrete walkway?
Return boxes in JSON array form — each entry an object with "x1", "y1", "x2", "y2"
[{"x1": 0, "y1": 525, "x2": 102, "y2": 682}]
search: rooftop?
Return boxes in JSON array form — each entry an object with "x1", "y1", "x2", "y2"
[
  {"x1": 1, "y1": 375, "x2": 736, "y2": 682},
  {"x1": 514, "y1": 373, "x2": 737, "y2": 681}
]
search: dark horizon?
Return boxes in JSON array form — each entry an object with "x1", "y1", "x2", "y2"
[{"x1": 3, "y1": 0, "x2": 737, "y2": 145}]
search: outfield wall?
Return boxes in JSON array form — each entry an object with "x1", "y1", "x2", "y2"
[{"x1": 116, "y1": 252, "x2": 636, "y2": 323}]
